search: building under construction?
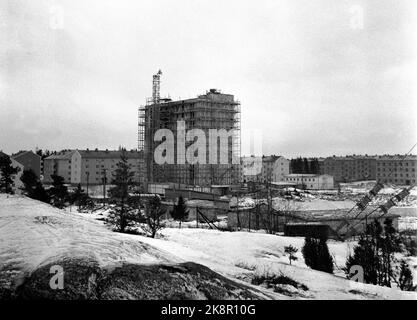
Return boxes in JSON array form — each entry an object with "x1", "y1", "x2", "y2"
[{"x1": 138, "y1": 70, "x2": 241, "y2": 187}]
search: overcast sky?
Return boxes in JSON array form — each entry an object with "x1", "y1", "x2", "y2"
[{"x1": 1, "y1": 0, "x2": 416, "y2": 157}]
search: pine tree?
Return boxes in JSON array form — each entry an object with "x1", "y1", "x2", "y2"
[
  {"x1": 170, "y1": 196, "x2": 189, "y2": 228},
  {"x1": 345, "y1": 220, "x2": 382, "y2": 285},
  {"x1": 142, "y1": 196, "x2": 166, "y2": 238},
  {"x1": 303, "y1": 158, "x2": 309, "y2": 174},
  {"x1": 20, "y1": 169, "x2": 39, "y2": 195},
  {"x1": 290, "y1": 159, "x2": 295, "y2": 173},
  {"x1": 284, "y1": 245, "x2": 298, "y2": 265},
  {"x1": 49, "y1": 174, "x2": 69, "y2": 208},
  {"x1": 71, "y1": 183, "x2": 92, "y2": 212},
  {"x1": 0, "y1": 155, "x2": 20, "y2": 194},
  {"x1": 398, "y1": 260, "x2": 415, "y2": 291},
  {"x1": 302, "y1": 237, "x2": 333, "y2": 273},
  {"x1": 33, "y1": 183, "x2": 50, "y2": 203},
  {"x1": 107, "y1": 149, "x2": 139, "y2": 233},
  {"x1": 302, "y1": 237, "x2": 318, "y2": 269},
  {"x1": 20, "y1": 169, "x2": 50, "y2": 203},
  {"x1": 345, "y1": 219, "x2": 405, "y2": 288},
  {"x1": 317, "y1": 237, "x2": 334, "y2": 273}
]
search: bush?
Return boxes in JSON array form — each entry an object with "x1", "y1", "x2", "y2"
[
  {"x1": 302, "y1": 237, "x2": 333, "y2": 274},
  {"x1": 251, "y1": 270, "x2": 308, "y2": 291},
  {"x1": 284, "y1": 245, "x2": 298, "y2": 265},
  {"x1": 235, "y1": 261, "x2": 257, "y2": 271}
]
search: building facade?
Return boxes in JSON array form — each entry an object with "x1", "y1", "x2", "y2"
[
  {"x1": 241, "y1": 155, "x2": 290, "y2": 183},
  {"x1": 0, "y1": 151, "x2": 24, "y2": 193},
  {"x1": 322, "y1": 155, "x2": 377, "y2": 183},
  {"x1": 283, "y1": 174, "x2": 334, "y2": 190},
  {"x1": 139, "y1": 89, "x2": 241, "y2": 187},
  {"x1": 43, "y1": 149, "x2": 144, "y2": 186},
  {"x1": 376, "y1": 155, "x2": 417, "y2": 185},
  {"x1": 11, "y1": 150, "x2": 41, "y2": 178}
]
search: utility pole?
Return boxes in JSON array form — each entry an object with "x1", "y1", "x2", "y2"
[
  {"x1": 86, "y1": 171, "x2": 90, "y2": 196},
  {"x1": 267, "y1": 179, "x2": 273, "y2": 234},
  {"x1": 102, "y1": 168, "x2": 107, "y2": 207}
]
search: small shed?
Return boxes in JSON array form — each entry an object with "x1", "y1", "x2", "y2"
[{"x1": 284, "y1": 222, "x2": 330, "y2": 239}]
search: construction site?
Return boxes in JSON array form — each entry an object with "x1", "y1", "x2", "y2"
[
  {"x1": 135, "y1": 71, "x2": 417, "y2": 241},
  {"x1": 138, "y1": 70, "x2": 241, "y2": 189}
]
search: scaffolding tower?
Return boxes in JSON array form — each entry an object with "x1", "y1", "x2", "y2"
[{"x1": 138, "y1": 73, "x2": 241, "y2": 188}]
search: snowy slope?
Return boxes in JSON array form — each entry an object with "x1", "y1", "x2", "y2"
[
  {"x1": 0, "y1": 195, "x2": 180, "y2": 277},
  {"x1": 1, "y1": 194, "x2": 416, "y2": 300},
  {"x1": 138, "y1": 229, "x2": 416, "y2": 300}
]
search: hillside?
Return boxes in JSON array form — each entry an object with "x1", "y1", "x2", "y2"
[{"x1": 0, "y1": 194, "x2": 416, "y2": 300}]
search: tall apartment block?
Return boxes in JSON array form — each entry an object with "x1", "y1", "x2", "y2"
[
  {"x1": 138, "y1": 72, "x2": 241, "y2": 187},
  {"x1": 376, "y1": 155, "x2": 417, "y2": 185}
]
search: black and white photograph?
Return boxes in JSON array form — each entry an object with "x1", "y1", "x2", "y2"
[{"x1": 0, "y1": 0, "x2": 417, "y2": 308}]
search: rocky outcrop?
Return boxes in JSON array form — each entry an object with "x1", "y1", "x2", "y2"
[{"x1": 11, "y1": 258, "x2": 262, "y2": 300}]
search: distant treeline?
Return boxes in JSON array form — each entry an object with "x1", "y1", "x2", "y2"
[
  {"x1": 290, "y1": 157, "x2": 320, "y2": 174},
  {"x1": 35, "y1": 149, "x2": 58, "y2": 160}
]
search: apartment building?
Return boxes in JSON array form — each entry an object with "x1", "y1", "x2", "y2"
[
  {"x1": 0, "y1": 151, "x2": 24, "y2": 193},
  {"x1": 43, "y1": 150, "x2": 74, "y2": 184},
  {"x1": 376, "y1": 155, "x2": 417, "y2": 186},
  {"x1": 11, "y1": 150, "x2": 41, "y2": 178},
  {"x1": 283, "y1": 174, "x2": 334, "y2": 190},
  {"x1": 43, "y1": 149, "x2": 144, "y2": 186},
  {"x1": 241, "y1": 155, "x2": 290, "y2": 183},
  {"x1": 322, "y1": 155, "x2": 377, "y2": 183},
  {"x1": 139, "y1": 88, "x2": 241, "y2": 187}
]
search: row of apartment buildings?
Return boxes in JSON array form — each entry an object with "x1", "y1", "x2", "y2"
[
  {"x1": 319, "y1": 155, "x2": 417, "y2": 185},
  {"x1": 3, "y1": 148, "x2": 415, "y2": 189},
  {"x1": 42, "y1": 149, "x2": 144, "y2": 186},
  {"x1": 138, "y1": 76, "x2": 415, "y2": 189},
  {"x1": 240, "y1": 154, "x2": 417, "y2": 187}
]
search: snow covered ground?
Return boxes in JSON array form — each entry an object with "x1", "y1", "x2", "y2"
[{"x1": 1, "y1": 194, "x2": 416, "y2": 299}]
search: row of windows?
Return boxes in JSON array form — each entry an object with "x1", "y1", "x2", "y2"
[
  {"x1": 379, "y1": 162, "x2": 416, "y2": 167},
  {"x1": 377, "y1": 173, "x2": 416, "y2": 178},
  {"x1": 381, "y1": 179, "x2": 416, "y2": 185},
  {"x1": 378, "y1": 168, "x2": 415, "y2": 172},
  {"x1": 286, "y1": 178, "x2": 317, "y2": 182}
]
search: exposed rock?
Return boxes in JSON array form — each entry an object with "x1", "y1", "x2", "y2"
[{"x1": 12, "y1": 258, "x2": 262, "y2": 300}]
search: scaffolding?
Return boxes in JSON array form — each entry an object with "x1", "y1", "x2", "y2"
[{"x1": 138, "y1": 74, "x2": 241, "y2": 188}]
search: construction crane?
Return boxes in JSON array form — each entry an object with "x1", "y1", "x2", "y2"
[
  {"x1": 334, "y1": 143, "x2": 417, "y2": 240},
  {"x1": 341, "y1": 184, "x2": 415, "y2": 239},
  {"x1": 152, "y1": 69, "x2": 162, "y2": 104}
]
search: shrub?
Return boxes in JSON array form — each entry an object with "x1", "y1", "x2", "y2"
[{"x1": 302, "y1": 236, "x2": 333, "y2": 274}]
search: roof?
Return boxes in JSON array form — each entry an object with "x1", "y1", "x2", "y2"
[
  {"x1": 44, "y1": 149, "x2": 143, "y2": 160},
  {"x1": 262, "y1": 155, "x2": 285, "y2": 162},
  {"x1": 77, "y1": 149, "x2": 142, "y2": 159},
  {"x1": 270, "y1": 181, "x2": 297, "y2": 186},
  {"x1": 285, "y1": 174, "x2": 321, "y2": 178},
  {"x1": 377, "y1": 155, "x2": 417, "y2": 161},
  {"x1": 0, "y1": 151, "x2": 9, "y2": 158},
  {"x1": 45, "y1": 150, "x2": 75, "y2": 160},
  {"x1": 286, "y1": 222, "x2": 328, "y2": 226},
  {"x1": 324, "y1": 155, "x2": 378, "y2": 161},
  {"x1": 11, "y1": 150, "x2": 40, "y2": 160}
]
